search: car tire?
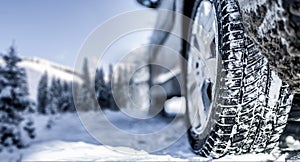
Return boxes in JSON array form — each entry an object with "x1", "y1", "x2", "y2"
[{"x1": 185, "y1": 0, "x2": 294, "y2": 158}]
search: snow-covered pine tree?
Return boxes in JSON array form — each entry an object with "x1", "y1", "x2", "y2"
[
  {"x1": 72, "y1": 81, "x2": 80, "y2": 111},
  {"x1": 112, "y1": 66, "x2": 127, "y2": 109},
  {"x1": 0, "y1": 46, "x2": 35, "y2": 150},
  {"x1": 62, "y1": 81, "x2": 69, "y2": 112},
  {"x1": 46, "y1": 78, "x2": 55, "y2": 114},
  {"x1": 37, "y1": 72, "x2": 48, "y2": 114},
  {"x1": 58, "y1": 81, "x2": 75, "y2": 112},
  {"x1": 47, "y1": 78, "x2": 62, "y2": 114},
  {"x1": 107, "y1": 64, "x2": 117, "y2": 110},
  {"x1": 95, "y1": 69, "x2": 100, "y2": 106},
  {"x1": 95, "y1": 67, "x2": 109, "y2": 109},
  {"x1": 76, "y1": 58, "x2": 97, "y2": 111},
  {"x1": 67, "y1": 81, "x2": 76, "y2": 112}
]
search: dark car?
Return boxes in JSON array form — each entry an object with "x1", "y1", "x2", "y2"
[{"x1": 138, "y1": 0, "x2": 300, "y2": 158}]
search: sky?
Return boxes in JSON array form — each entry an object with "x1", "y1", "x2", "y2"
[{"x1": 0, "y1": 0, "x2": 155, "y2": 68}]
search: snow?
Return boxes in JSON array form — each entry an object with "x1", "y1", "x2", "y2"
[
  {"x1": 268, "y1": 71, "x2": 282, "y2": 108},
  {"x1": 0, "y1": 110, "x2": 296, "y2": 161},
  {"x1": 0, "y1": 86, "x2": 12, "y2": 98},
  {"x1": 215, "y1": 153, "x2": 287, "y2": 162},
  {"x1": 285, "y1": 136, "x2": 300, "y2": 151},
  {"x1": 0, "y1": 111, "x2": 198, "y2": 161},
  {"x1": 23, "y1": 141, "x2": 186, "y2": 161}
]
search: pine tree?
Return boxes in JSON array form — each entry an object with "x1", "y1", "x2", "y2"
[
  {"x1": 37, "y1": 72, "x2": 48, "y2": 114},
  {"x1": 112, "y1": 66, "x2": 126, "y2": 109},
  {"x1": 59, "y1": 81, "x2": 69, "y2": 112},
  {"x1": 0, "y1": 46, "x2": 35, "y2": 149},
  {"x1": 95, "y1": 69, "x2": 100, "y2": 106},
  {"x1": 95, "y1": 68, "x2": 109, "y2": 108},
  {"x1": 107, "y1": 64, "x2": 117, "y2": 109},
  {"x1": 72, "y1": 81, "x2": 80, "y2": 111},
  {"x1": 67, "y1": 82, "x2": 76, "y2": 112},
  {"x1": 58, "y1": 81, "x2": 75, "y2": 113},
  {"x1": 47, "y1": 78, "x2": 62, "y2": 114},
  {"x1": 76, "y1": 58, "x2": 97, "y2": 111}
]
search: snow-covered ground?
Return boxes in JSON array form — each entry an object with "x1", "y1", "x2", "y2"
[
  {"x1": 0, "y1": 111, "x2": 198, "y2": 161},
  {"x1": 0, "y1": 110, "x2": 298, "y2": 161}
]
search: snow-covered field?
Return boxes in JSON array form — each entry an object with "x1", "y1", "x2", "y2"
[{"x1": 1, "y1": 110, "x2": 298, "y2": 161}]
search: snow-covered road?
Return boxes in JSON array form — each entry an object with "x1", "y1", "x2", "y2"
[{"x1": 0, "y1": 110, "x2": 299, "y2": 161}]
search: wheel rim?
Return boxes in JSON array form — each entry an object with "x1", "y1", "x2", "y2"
[{"x1": 187, "y1": 0, "x2": 218, "y2": 134}]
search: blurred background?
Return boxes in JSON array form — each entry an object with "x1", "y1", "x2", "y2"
[{"x1": 0, "y1": 0, "x2": 196, "y2": 161}]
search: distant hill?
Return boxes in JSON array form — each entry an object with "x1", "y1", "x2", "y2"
[{"x1": 1, "y1": 57, "x2": 82, "y2": 101}]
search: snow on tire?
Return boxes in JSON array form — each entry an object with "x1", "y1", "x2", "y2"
[
  {"x1": 186, "y1": 0, "x2": 293, "y2": 158},
  {"x1": 241, "y1": 0, "x2": 300, "y2": 92}
]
